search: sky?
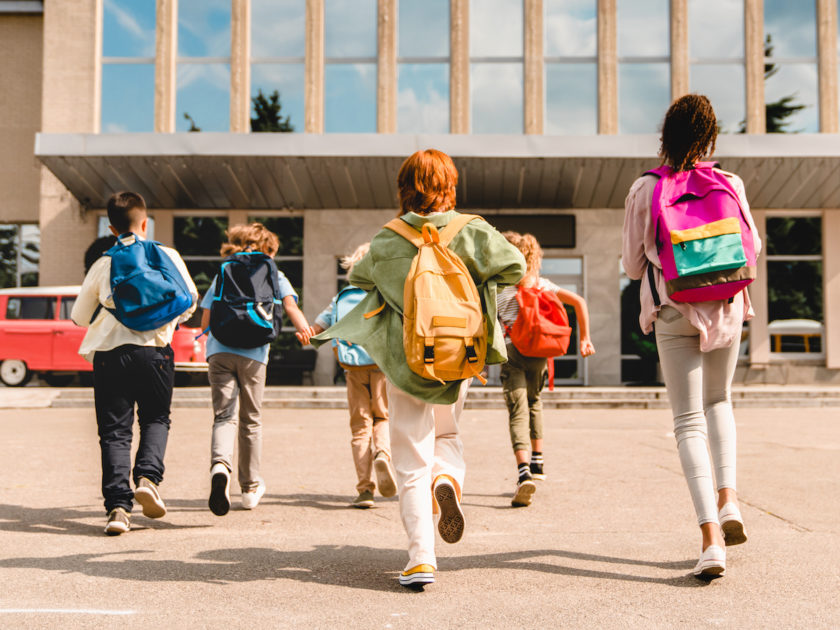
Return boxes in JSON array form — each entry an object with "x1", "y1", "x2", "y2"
[{"x1": 100, "y1": 0, "x2": 826, "y2": 136}]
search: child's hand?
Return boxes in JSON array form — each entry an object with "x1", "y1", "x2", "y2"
[
  {"x1": 295, "y1": 325, "x2": 316, "y2": 346},
  {"x1": 580, "y1": 337, "x2": 595, "y2": 357}
]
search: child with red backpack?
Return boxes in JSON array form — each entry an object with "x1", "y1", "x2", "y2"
[
  {"x1": 310, "y1": 242, "x2": 397, "y2": 509},
  {"x1": 622, "y1": 94, "x2": 761, "y2": 579},
  {"x1": 312, "y1": 149, "x2": 525, "y2": 589},
  {"x1": 497, "y1": 232, "x2": 595, "y2": 508}
]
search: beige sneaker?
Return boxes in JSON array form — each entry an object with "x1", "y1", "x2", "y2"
[
  {"x1": 104, "y1": 507, "x2": 130, "y2": 536},
  {"x1": 241, "y1": 480, "x2": 266, "y2": 510},
  {"x1": 433, "y1": 476, "x2": 464, "y2": 543},
  {"x1": 373, "y1": 451, "x2": 397, "y2": 498},
  {"x1": 134, "y1": 477, "x2": 166, "y2": 519}
]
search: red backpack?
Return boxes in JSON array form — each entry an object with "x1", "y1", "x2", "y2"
[{"x1": 506, "y1": 286, "x2": 572, "y2": 390}]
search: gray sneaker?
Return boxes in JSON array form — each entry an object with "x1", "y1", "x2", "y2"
[
  {"x1": 373, "y1": 452, "x2": 397, "y2": 498},
  {"x1": 351, "y1": 490, "x2": 375, "y2": 509},
  {"x1": 134, "y1": 477, "x2": 166, "y2": 519},
  {"x1": 104, "y1": 507, "x2": 130, "y2": 536}
]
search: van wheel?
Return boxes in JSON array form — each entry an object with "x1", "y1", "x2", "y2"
[
  {"x1": 43, "y1": 373, "x2": 75, "y2": 387},
  {"x1": 0, "y1": 360, "x2": 32, "y2": 387}
]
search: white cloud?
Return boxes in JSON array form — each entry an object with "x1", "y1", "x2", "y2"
[
  {"x1": 177, "y1": 63, "x2": 230, "y2": 91},
  {"x1": 252, "y1": 0, "x2": 306, "y2": 58},
  {"x1": 470, "y1": 0, "x2": 523, "y2": 58},
  {"x1": 398, "y1": 86, "x2": 449, "y2": 133},
  {"x1": 104, "y1": 122, "x2": 129, "y2": 133},
  {"x1": 471, "y1": 63, "x2": 523, "y2": 133},
  {"x1": 324, "y1": 0, "x2": 377, "y2": 58},
  {"x1": 544, "y1": 0, "x2": 596, "y2": 57},
  {"x1": 616, "y1": 0, "x2": 669, "y2": 57},
  {"x1": 103, "y1": 0, "x2": 155, "y2": 57},
  {"x1": 688, "y1": 0, "x2": 743, "y2": 59}
]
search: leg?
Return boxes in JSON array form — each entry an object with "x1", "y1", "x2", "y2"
[
  {"x1": 702, "y1": 339, "x2": 741, "y2": 499},
  {"x1": 501, "y1": 344, "x2": 531, "y2": 461},
  {"x1": 234, "y1": 356, "x2": 267, "y2": 492},
  {"x1": 430, "y1": 379, "x2": 469, "y2": 494},
  {"x1": 207, "y1": 354, "x2": 240, "y2": 475},
  {"x1": 369, "y1": 369, "x2": 391, "y2": 460},
  {"x1": 526, "y1": 357, "x2": 547, "y2": 446},
  {"x1": 133, "y1": 346, "x2": 174, "y2": 486},
  {"x1": 346, "y1": 369, "x2": 376, "y2": 494}
]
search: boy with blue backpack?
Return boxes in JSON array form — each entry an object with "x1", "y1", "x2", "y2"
[
  {"x1": 201, "y1": 223, "x2": 314, "y2": 516},
  {"x1": 311, "y1": 243, "x2": 396, "y2": 508},
  {"x1": 72, "y1": 192, "x2": 198, "y2": 535}
]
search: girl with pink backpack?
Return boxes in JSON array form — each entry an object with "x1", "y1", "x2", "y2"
[{"x1": 622, "y1": 94, "x2": 762, "y2": 579}]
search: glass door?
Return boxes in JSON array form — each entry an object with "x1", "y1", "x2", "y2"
[{"x1": 540, "y1": 256, "x2": 584, "y2": 386}]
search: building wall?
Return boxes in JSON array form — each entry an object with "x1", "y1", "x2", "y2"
[{"x1": 0, "y1": 14, "x2": 43, "y2": 224}]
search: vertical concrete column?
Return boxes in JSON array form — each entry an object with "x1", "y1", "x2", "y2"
[
  {"x1": 670, "y1": 0, "x2": 689, "y2": 101},
  {"x1": 524, "y1": 0, "x2": 544, "y2": 134},
  {"x1": 155, "y1": 0, "x2": 178, "y2": 133},
  {"x1": 305, "y1": 0, "x2": 325, "y2": 133},
  {"x1": 597, "y1": 0, "x2": 617, "y2": 134},
  {"x1": 377, "y1": 0, "x2": 397, "y2": 133},
  {"x1": 817, "y1": 0, "x2": 839, "y2": 133},
  {"x1": 153, "y1": 212, "x2": 174, "y2": 247},
  {"x1": 744, "y1": 0, "x2": 765, "y2": 134},
  {"x1": 749, "y1": 210, "x2": 770, "y2": 366},
  {"x1": 450, "y1": 0, "x2": 469, "y2": 134},
  {"x1": 230, "y1": 0, "x2": 251, "y2": 133},
  {"x1": 824, "y1": 212, "x2": 840, "y2": 368}
]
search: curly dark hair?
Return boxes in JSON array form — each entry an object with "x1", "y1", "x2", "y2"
[{"x1": 659, "y1": 94, "x2": 717, "y2": 172}]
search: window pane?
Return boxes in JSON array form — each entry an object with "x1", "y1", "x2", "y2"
[
  {"x1": 544, "y1": 0, "x2": 596, "y2": 57},
  {"x1": 398, "y1": 64, "x2": 449, "y2": 133},
  {"x1": 766, "y1": 217, "x2": 822, "y2": 256},
  {"x1": 176, "y1": 64, "x2": 231, "y2": 131},
  {"x1": 765, "y1": 0, "x2": 817, "y2": 58},
  {"x1": 178, "y1": 0, "x2": 231, "y2": 57},
  {"x1": 690, "y1": 65, "x2": 745, "y2": 133},
  {"x1": 470, "y1": 0, "x2": 523, "y2": 58},
  {"x1": 764, "y1": 64, "x2": 818, "y2": 133},
  {"x1": 0, "y1": 226, "x2": 17, "y2": 288},
  {"x1": 252, "y1": 0, "x2": 305, "y2": 58},
  {"x1": 542, "y1": 258, "x2": 582, "y2": 275},
  {"x1": 617, "y1": 0, "x2": 669, "y2": 57},
  {"x1": 768, "y1": 260, "x2": 823, "y2": 322},
  {"x1": 251, "y1": 65, "x2": 305, "y2": 132},
  {"x1": 399, "y1": 0, "x2": 449, "y2": 58},
  {"x1": 174, "y1": 217, "x2": 229, "y2": 256},
  {"x1": 546, "y1": 63, "x2": 597, "y2": 135},
  {"x1": 325, "y1": 64, "x2": 377, "y2": 132},
  {"x1": 688, "y1": 0, "x2": 743, "y2": 59},
  {"x1": 103, "y1": 0, "x2": 156, "y2": 58},
  {"x1": 248, "y1": 216, "x2": 304, "y2": 256},
  {"x1": 619, "y1": 63, "x2": 670, "y2": 133},
  {"x1": 7, "y1": 297, "x2": 54, "y2": 320},
  {"x1": 102, "y1": 64, "x2": 155, "y2": 132},
  {"x1": 60, "y1": 297, "x2": 76, "y2": 320},
  {"x1": 185, "y1": 260, "x2": 222, "y2": 297},
  {"x1": 325, "y1": 0, "x2": 377, "y2": 58},
  {"x1": 471, "y1": 63, "x2": 523, "y2": 133}
]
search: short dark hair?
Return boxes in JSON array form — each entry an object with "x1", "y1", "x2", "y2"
[
  {"x1": 106, "y1": 191, "x2": 147, "y2": 234},
  {"x1": 659, "y1": 94, "x2": 718, "y2": 172},
  {"x1": 83, "y1": 235, "x2": 118, "y2": 273}
]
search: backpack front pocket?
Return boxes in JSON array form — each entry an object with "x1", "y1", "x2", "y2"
[{"x1": 670, "y1": 218, "x2": 747, "y2": 277}]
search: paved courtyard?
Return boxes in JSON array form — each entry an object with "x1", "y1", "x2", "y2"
[{"x1": 0, "y1": 399, "x2": 837, "y2": 629}]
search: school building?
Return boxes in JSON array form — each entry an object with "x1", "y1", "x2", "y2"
[{"x1": 2, "y1": 0, "x2": 840, "y2": 387}]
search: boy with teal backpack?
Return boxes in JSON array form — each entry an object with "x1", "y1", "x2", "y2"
[{"x1": 311, "y1": 243, "x2": 396, "y2": 508}]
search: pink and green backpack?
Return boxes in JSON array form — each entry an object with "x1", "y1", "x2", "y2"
[{"x1": 645, "y1": 161, "x2": 757, "y2": 304}]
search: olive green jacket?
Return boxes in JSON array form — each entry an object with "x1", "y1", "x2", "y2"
[{"x1": 311, "y1": 211, "x2": 526, "y2": 404}]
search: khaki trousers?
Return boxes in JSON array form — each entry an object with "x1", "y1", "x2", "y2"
[
  {"x1": 345, "y1": 366, "x2": 390, "y2": 493},
  {"x1": 500, "y1": 342, "x2": 548, "y2": 453},
  {"x1": 208, "y1": 352, "x2": 266, "y2": 492}
]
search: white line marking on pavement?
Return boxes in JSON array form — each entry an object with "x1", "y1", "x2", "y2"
[{"x1": 0, "y1": 609, "x2": 136, "y2": 615}]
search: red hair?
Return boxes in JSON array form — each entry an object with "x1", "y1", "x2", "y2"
[{"x1": 397, "y1": 149, "x2": 458, "y2": 215}]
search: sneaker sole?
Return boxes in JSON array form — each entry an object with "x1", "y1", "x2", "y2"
[
  {"x1": 351, "y1": 500, "x2": 374, "y2": 509},
  {"x1": 104, "y1": 521, "x2": 129, "y2": 536},
  {"x1": 134, "y1": 487, "x2": 166, "y2": 519},
  {"x1": 208, "y1": 473, "x2": 231, "y2": 516},
  {"x1": 374, "y1": 458, "x2": 397, "y2": 498},
  {"x1": 399, "y1": 572, "x2": 435, "y2": 588},
  {"x1": 693, "y1": 562, "x2": 726, "y2": 579},
  {"x1": 511, "y1": 480, "x2": 536, "y2": 507},
  {"x1": 721, "y1": 519, "x2": 748, "y2": 546},
  {"x1": 434, "y1": 483, "x2": 464, "y2": 544},
  {"x1": 531, "y1": 473, "x2": 546, "y2": 481}
]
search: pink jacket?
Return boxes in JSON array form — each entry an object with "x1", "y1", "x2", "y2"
[{"x1": 621, "y1": 169, "x2": 762, "y2": 352}]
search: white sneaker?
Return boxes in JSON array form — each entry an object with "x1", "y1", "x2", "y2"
[
  {"x1": 208, "y1": 462, "x2": 231, "y2": 516},
  {"x1": 433, "y1": 476, "x2": 464, "y2": 544},
  {"x1": 719, "y1": 503, "x2": 748, "y2": 546},
  {"x1": 373, "y1": 451, "x2": 397, "y2": 498},
  {"x1": 693, "y1": 545, "x2": 726, "y2": 579},
  {"x1": 241, "y1": 480, "x2": 266, "y2": 510}
]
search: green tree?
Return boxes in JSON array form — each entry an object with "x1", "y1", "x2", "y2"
[
  {"x1": 0, "y1": 226, "x2": 17, "y2": 288},
  {"x1": 250, "y1": 89, "x2": 294, "y2": 132}
]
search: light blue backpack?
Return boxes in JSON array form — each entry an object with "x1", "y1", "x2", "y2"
[{"x1": 333, "y1": 286, "x2": 375, "y2": 368}]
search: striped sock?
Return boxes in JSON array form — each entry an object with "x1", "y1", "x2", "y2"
[
  {"x1": 517, "y1": 462, "x2": 532, "y2": 484},
  {"x1": 530, "y1": 452, "x2": 544, "y2": 465}
]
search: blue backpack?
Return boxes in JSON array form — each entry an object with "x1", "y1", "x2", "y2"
[
  {"x1": 98, "y1": 234, "x2": 193, "y2": 331},
  {"x1": 209, "y1": 252, "x2": 284, "y2": 349},
  {"x1": 333, "y1": 286, "x2": 375, "y2": 368}
]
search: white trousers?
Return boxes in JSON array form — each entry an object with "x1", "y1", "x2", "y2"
[
  {"x1": 655, "y1": 306, "x2": 740, "y2": 526},
  {"x1": 386, "y1": 380, "x2": 469, "y2": 570}
]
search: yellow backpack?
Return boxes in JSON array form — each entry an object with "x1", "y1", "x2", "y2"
[{"x1": 382, "y1": 214, "x2": 488, "y2": 385}]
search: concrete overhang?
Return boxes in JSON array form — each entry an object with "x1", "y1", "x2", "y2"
[{"x1": 34, "y1": 133, "x2": 840, "y2": 211}]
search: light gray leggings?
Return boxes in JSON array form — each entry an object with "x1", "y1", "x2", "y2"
[{"x1": 655, "y1": 306, "x2": 740, "y2": 526}]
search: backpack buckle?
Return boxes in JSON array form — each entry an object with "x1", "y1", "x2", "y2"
[
  {"x1": 465, "y1": 343, "x2": 478, "y2": 364},
  {"x1": 424, "y1": 344, "x2": 435, "y2": 364}
]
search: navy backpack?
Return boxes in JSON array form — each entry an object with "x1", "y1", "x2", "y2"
[
  {"x1": 98, "y1": 234, "x2": 193, "y2": 331},
  {"x1": 209, "y1": 252, "x2": 284, "y2": 349}
]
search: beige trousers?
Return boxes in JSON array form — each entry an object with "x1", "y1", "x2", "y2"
[
  {"x1": 387, "y1": 380, "x2": 470, "y2": 570},
  {"x1": 345, "y1": 367, "x2": 390, "y2": 493}
]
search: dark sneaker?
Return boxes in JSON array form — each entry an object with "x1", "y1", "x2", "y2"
[
  {"x1": 399, "y1": 564, "x2": 435, "y2": 590},
  {"x1": 134, "y1": 477, "x2": 166, "y2": 519},
  {"x1": 208, "y1": 463, "x2": 231, "y2": 516},
  {"x1": 511, "y1": 479, "x2": 536, "y2": 507},
  {"x1": 529, "y1": 462, "x2": 546, "y2": 480},
  {"x1": 374, "y1": 451, "x2": 397, "y2": 498},
  {"x1": 104, "y1": 507, "x2": 130, "y2": 536},
  {"x1": 433, "y1": 476, "x2": 464, "y2": 543},
  {"x1": 351, "y1": 489, "x2": 375, "y2": 509}
]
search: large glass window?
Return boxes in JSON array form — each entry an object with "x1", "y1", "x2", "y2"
[
  {"x1": 173, "y1": 216, "x2": 229, "y2": 296},
  {"x1": 324, "y1": 0, "x2": 377, "y2": 132},
  {"x1": 177, "y1": 0, "x2": 231, "y2": 132},
  {"x1": 101, "y1": 0, "x2": 156, "y2": 132},
  {"x1": 470, "y1": 0, "x2": 524, "y2": 133},
  {"x1": 398, "y1": 0, "x2": 450, "y2": 133},
  {"x1": 764, "y1": 0, "x2": 818, "y2": 133},
  {"x1": 617, "y1": 0, "x2": 670, "y2": 133},
  {"x1": 0, "y1": 224, "x2": 39, "y2": 288},
  {"x1": 544, "y1": 0, "x2": 597, "y2": 135},
  {"x1": 251, "y1": 0, "x2": 305, "y2": 132}
]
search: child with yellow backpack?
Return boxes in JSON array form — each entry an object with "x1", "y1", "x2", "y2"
[{"x1": 312, "y1": 149, "x2": 525, "y2": 589}]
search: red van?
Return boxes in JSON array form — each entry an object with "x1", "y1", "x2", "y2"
[{"x1": 0, "y1": 286, "x2": 207, "y2": 387}]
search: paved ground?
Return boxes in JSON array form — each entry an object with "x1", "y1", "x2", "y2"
[{"x1": 0, "y1": 399, "x2": 837, "y2": 629}]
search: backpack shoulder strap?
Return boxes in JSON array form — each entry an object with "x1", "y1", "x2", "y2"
[
  {"x1": 439, "y1": 213, "x2": 483, "y2": 246},
  {"x1": 383, "y1": 218, "x2": 424, "y2": 248},
  {"x1": 643, "y1": 165, "x2": 672, "y2": 179}
]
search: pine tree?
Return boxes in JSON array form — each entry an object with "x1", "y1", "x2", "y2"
[{"x1": 251, "y1": 89, "x2": 294, "y2": 132}]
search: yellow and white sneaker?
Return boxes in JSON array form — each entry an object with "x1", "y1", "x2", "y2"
[{"x1": 399, "y1": 564, "x2": 435, "y2": 589}]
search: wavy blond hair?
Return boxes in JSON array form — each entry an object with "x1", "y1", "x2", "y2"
[
  {"x1": 340, "y1": 242, "x2": 370, "y2": 274},
  {"x1": 504, "y1": 231, "x2": 543, "y2": 276},
  {"x1": 220, "y1": 222, "x2": 280, "y2": 257}
]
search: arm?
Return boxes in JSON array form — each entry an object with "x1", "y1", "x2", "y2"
[
  {"x1": 283, "y1": 295, "x2": 315, "y2": 345},
  {"x1": 71, "y1": 258, "x2": 107, "y2": 327},
  {"x1": 554, "y1": 287, "x2": 595, "y2": 357},
  {"x1": 347, "y1": 249, "x2": 375, "y2": 290},
  {"x1": 201, "y1": 308, "x2": 210, "y2": 331},
  {"x1": 621, "y1": 177, "x2": 651, "y2": 281},
  {"x1": 166, "y1": 247, "x2": 199, "y2": 323}
]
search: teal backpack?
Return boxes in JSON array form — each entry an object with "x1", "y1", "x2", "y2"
[{"x1": 332, "y1": 286, "x2": 375, "y2": 368}]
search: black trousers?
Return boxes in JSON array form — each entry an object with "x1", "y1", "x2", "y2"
[{"x1": 93, "y1": 344, "x2": 174, "y2": 513}]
